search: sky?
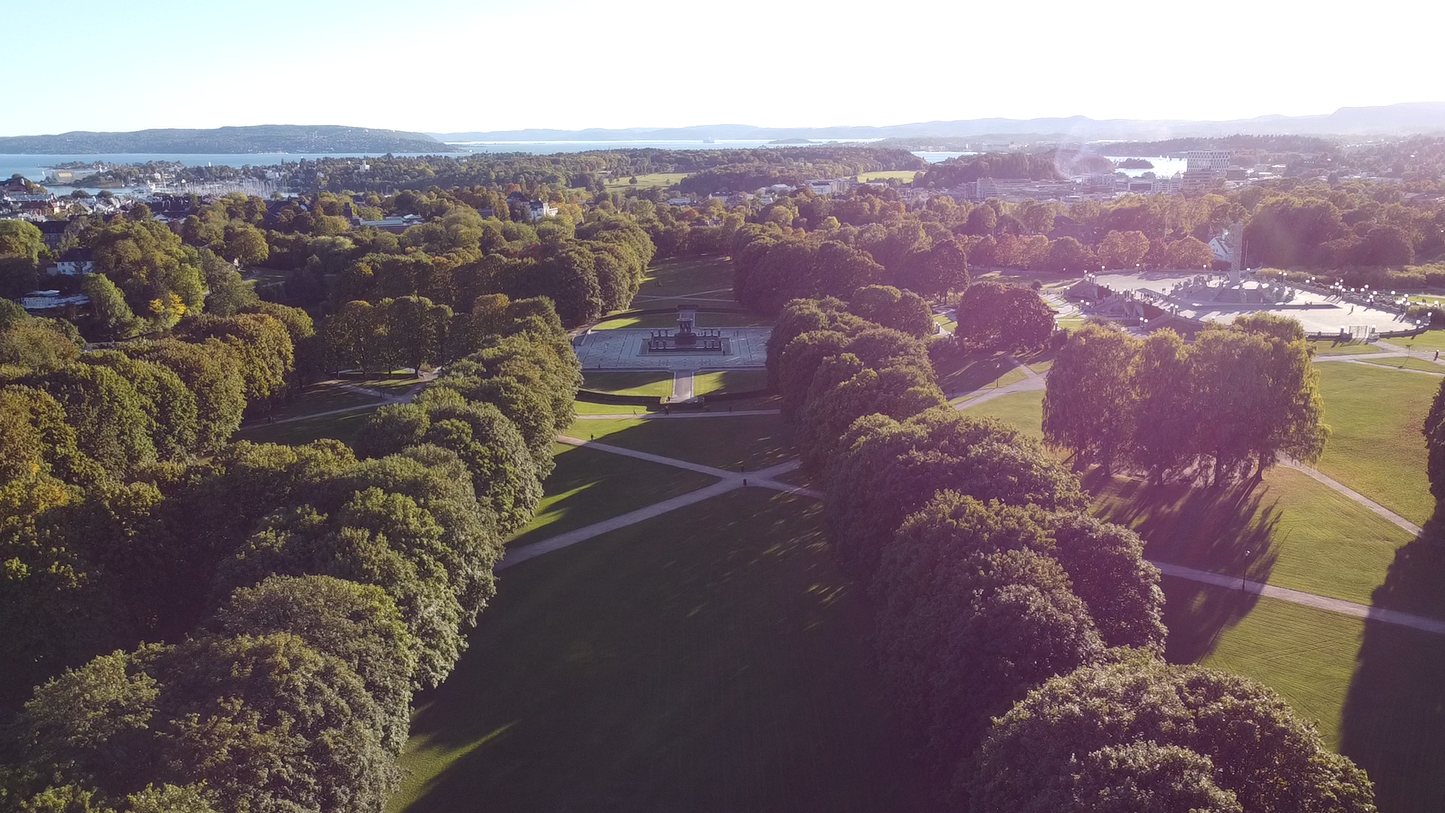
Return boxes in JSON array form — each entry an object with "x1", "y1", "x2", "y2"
[{"x1": 5, "y1": 0, "x2": 1445, "y2": 137}]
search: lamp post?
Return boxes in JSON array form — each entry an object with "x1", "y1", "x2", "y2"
[{"x1": 1240, "y1": 549, "x2": 1252, "y2": 593}]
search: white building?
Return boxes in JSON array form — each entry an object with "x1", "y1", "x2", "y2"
[{"x1": 1185, "y1": 150, "x2": 1233, "y2": 173}]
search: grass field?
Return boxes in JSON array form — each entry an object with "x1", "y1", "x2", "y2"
[
  {"x1": 1162, "y1": 573, "x2": 1445, "y2": 813},
  {"x1": 694, "y1": 369, "x2": 768, "y2": 396},
  {"x1": 637, "y1": 257, "x2": 733, "y2": 299},
  {"x1": 575, "y1": 401, "x2": 654, "y2": 416},
  {"x1": 934, "y1": 350, "x2": 1028, "y2": 397},
  {"x1": 582, "y1": 372, "x2": 674, "y2": 398},
  {"x1": 1310, "y1": 339, "x2": 1383, "y2": 356},
  {"x1": 566, "y1": 414, "x2": 794, "y2": 472},
  {"x1": 856, "y1": 170, "x2": 920, "y2": 183},
  {"x1": 603, "y1": 172, "x2": 690, "y2": 193},
  {"x1": 594, "y1": 312, "x2": 769, "y2": 330},
  {"x1": 1389, "y1": 331, "x2": 1445, "y2": 352},
  {"x1": 1092, "y1": 467, "x2": 1414, "y2": 605},
  {"x1": 1314, "y1": 363, "x2": 1437, "y2": 525},
  {"x1": 960, "y1": 390, "x2": 1045, "y2": 441},
  {"x1": 508, "y1": 443, "x2": 718, "y2": 548},
  {"x1": 236, "y1": 408, "x2": 375, "y2": 447},
  {"x1": 1356, "y1": 356, "x2": 1445, "y2": 374},
  {"x1": 269, "y1": 384, "x2": 383, "y2": 421},
  {"x1": 393, "y1": 488, "x2": 923, "y2": 813}
]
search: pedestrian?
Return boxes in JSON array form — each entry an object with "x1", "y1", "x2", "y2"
[{"x1": 742, "y1": 478, "x2": 747, "y2": 486}]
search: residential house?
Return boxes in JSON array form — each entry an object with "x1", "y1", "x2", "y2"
[
  {"x1": 50, "y1": 247, "x2": 95, "y2": 276},
  {"x1": 36, "y1": 219, "x2": 77, "y2": 250}
]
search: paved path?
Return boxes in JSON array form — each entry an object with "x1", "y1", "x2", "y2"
[
  {"x1": 242, "y1": 377, "x2": 432, "y2": 429},
  {"x1": 1150, "y1": 561, "x2": 1445, "y2": 635},
  {"x1": 669, "y1": 370, "x2": 695, "y2": 401},
  {"x1": 572, "y1": 409, "x2": 782, "y2": 420},
  {"x1": 951, "y1": 375, "x2": 1046, "y2": 409},
  {"x1": 506, "y1": 437, "x2": 1445, "y2": 635}
]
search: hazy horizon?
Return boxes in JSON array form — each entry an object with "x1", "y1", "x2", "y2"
[{"x1": 7, "y1": 0, "x2": 1444, "y2": 138}]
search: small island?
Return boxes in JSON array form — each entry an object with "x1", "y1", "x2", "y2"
[
  {"x1": 769, "y1": 138, "x2": 816, "y2": 145},
  {"x1": 1117, "y1": 157, "x2": 1155, "y2": 169}
]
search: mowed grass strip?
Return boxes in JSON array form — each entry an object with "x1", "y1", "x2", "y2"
[
  {"x1": 1314, "y1": 363, "x2": 1437, "y2": 525},
  {"x1": 566, "y1": 414, "x2": 794, "y2": 472},
  {"x1": 637, "y1": 256, "x2": 733, "y2": 298},
  {"x1": 1309, "y1": 339, "x2": 1383, "y2": 356},
  {"x1": 1092, "y1": 467, "x2": 1414, "y2": 606},
  {"x1": 1388, "y1": 330, "x2": 1445, "y2": 352},
  {"x1": 582, "y1": 371, "x2": 674, "y2": 398},
  {"x1": 960, "y1": 390, "x2": 1045, "y2": 441},
  {"x1": 508, "y1": 443, "x2": 718, "y2": 548},
  {"x1": 1355, "y1": 356, "x2": 1445, "y2": 374},
  {"x1": 393, "y1": 489, "x2": 923, "y2": 813},
  {"x1": 268, "y1": 383, "x2": 384, "y2": 421},
  {"x1": 934, "y1": 350, "x2": 1028, "y2": 396},
  {"x1": 236, "y1": 409, "x2": 375, "y2": 447},
  {"x1": 693, "y1": 369, "x2": 768, "y2": 396},
  {"x1": 1161, "y1": 574, "x2": 1445, "y2": 813},
  {"x1": 1160, "y1": 576, "x2": 1361, "y2": 747}
]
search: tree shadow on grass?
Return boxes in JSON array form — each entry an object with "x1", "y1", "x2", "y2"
[
  {"x1": 1087, "y1": 469, "x2": 1281, "y2": 663},
  {"x1": 397, "y1": 490, "x2": 922, "y2": 813},
  {"x1": 1340, "y1": 514, "x2": 1445, "y2": 813}
]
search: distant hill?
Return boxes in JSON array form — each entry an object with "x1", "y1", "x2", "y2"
[
  {"x1": 433, "y1": 103, "x2": 1445, "y2": 143},
  {"x1": 0, "y1": 125, "x2": 456, "y2": 154}
]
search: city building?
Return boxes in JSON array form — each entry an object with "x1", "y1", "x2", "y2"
[{"x1": 50, "y1": 247, "x2": 95, "y2": 276}]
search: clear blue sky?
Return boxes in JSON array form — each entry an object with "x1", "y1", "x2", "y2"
[{"x1": 6, "y1": 0, "x2": 1442, "y2": 136}]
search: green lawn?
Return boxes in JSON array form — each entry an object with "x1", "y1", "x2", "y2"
[
  {"x1": 594, "y1": 312, "x2": 768, "y2": 330},
  {"x1": 856, "y1": 170, "x2": 919, "y2": 183},
  {"x1": 269, "y1": 383, "x2": 384, "y2": 421},
  {"x1": 236, "y1": 408, "x2": 375, "y2": 447},
  {"x1": 1357, "y1": 356, "x2": 1445, "y2": 374},
  {"x1": 1314, "y1": 363, "x2": 1437, "y2": 525},
  {"x1": 393, "y1": 488, "x2": 923, "y2": 813},
  {"x1": 694, "y1": 369, "x2": 769, "y2": 396},
  {"x1": 1092, "y1": 467, "x2": 1415, "y2": 606},
  {"x1": 1388, "y1": 331, "x2": 1445, "y2": 352},
  {"x1": 637, "y1": 256, "x2": 734, "y2": 298},
  {"x1": 575, "y1": 401, "x2": 653, "y2": 416},
  {"x1": 582, "y1": 372, "x2": 674, "y2": 398},
  {"x1": 565, "y1": 414, "x2": 794, "y2": 472},
  {"x1": 960, "y1": 390, "x2": 1045, "y2": 441},
  {"x1": 1309, "y1": 339, "x2": 1383, "y2": 356},
  {"x1": 508, "y1": 443, "x2": 718, "y2": 548},
  {"x1": 933, "y1": 350, "x2": 1028, "y2": 397},
  {"x1": 603, "y1": 172, "x2": 690, "y2": 193},
  {"x1": 1162, "y1": 578, "x2": 1361, "y2": 747},
  {"x1": 1162, "y1": 573, "x2": 1445, "y2": 813}
]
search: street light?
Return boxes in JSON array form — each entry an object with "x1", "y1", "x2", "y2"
[{"x1": 1240, "y1": 549, "x2": 1252, "y2": 592}]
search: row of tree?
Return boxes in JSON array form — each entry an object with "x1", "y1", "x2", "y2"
[
  {"x1": 766, "y1": 293, "x2": 1373, "y2": 809},
  {"x1": 0, "y1": 297, "x2": 581, "y2": 813},
  {"x1": 1043, "y1": 315, "x2": 1328, "y2": 484}
]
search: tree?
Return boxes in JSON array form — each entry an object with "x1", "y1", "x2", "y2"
[
  {"x1": 900, "y1": 238, "x2": 970, "y2": 297},
  {"x1": 826, "y1": 406, "x2": 1086, "y2": 578},
  {"x1": 1164, "y1": 236, "x2": 1216, "y2": 270},
  {"x1": 124, "y1": 339, "x2": 246, "y2": 454},
  {"x1": 221, "y1": 223, "x2": 269, "y2": 266},
  {"x1": 0, "y1": 219, "x2": 45, "y2": 262},
  {"x1": 177, "y1": 313, "x2": 294, "y2": 406},
  {"x1": 955, "y1": 281, "x2": 1054, "y2": 350},
  {"x1": 1426, "y1": 378, "x2": 1445, "y2": 500},
  {"x1": 973, "y1": 660, "x2": 1376, "y2": 813},
  {"x1": 78, "y1": 351, "x2": 199, "y2": 460},
  {"x1": 1096, "y1": 230, "x2": 1150, "y2": 270},
  {"x1": 1042, "y1": 237, "x2": 1097, "y2": 273},
  {"x1": 209, "y1": 575, "x2": 417, "y2": 754},
  {"x1": 379, "y1": 296, "x2": 451, "y2": 374},
  {"x1": 80, "y1": 274, "x2": 145, "y2": 342},
  {"x1": 198, "y1": 249, "x2": 258, "y2": 316},
  {"x1": 25, "y1": 363, "x2": 156, "y2": 475},
  {"x1": 0, "y1": 314, "x2": 82, "y2": 370},
  {"x1": 1046, "y1": 511, "x2": 1165, "y2": 651},
  {"x1": 1128, "y1": 329, "x2": 1196, "y2": 478},
  {"x1": 1043, "y1": 324, "x2": 1138, "y2": 473},
  {"x1": 848, "y1": 285, "x2": 933, "y2": 337}
]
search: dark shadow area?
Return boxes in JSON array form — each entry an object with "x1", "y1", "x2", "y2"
[
  {"x1": 507, "y1": 444, "x2": 718, "y2": 548},
  {"x1": 1088, "y1": 471, "x2": 1281, "y2": 661},
  {"x1": 577, "y1": 412, "x2": 796, "y2": 473},
  {"x1": 1341, "y1": 513, "x2": 1445, "y2": 813},
  {"x1": 398, "y1": 489, "x2": 923, "y2": 813},
  {"x1": 933, "y1": 349, "x2": 1016, "y2": 396}
]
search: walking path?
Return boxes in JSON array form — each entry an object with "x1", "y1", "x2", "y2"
[
  {"x1": 1150, "y1": 561, "x2": 1445, "y2": 636},
  {"x1": 1282, "y1": 461, "x2": 1424, "y2": 535},
  {"x1": 572, "y1": 409, "x2": 783, "y2": 420},
  {"x1": 505, "y1": 434, "x2": 1445, "y2": 635},
  {"x1": 669, "y1": 370, "x2": 695, "y2": 401},
  {"x1": 242, "y1": 377, "x2": 431, "y2": 429}
]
